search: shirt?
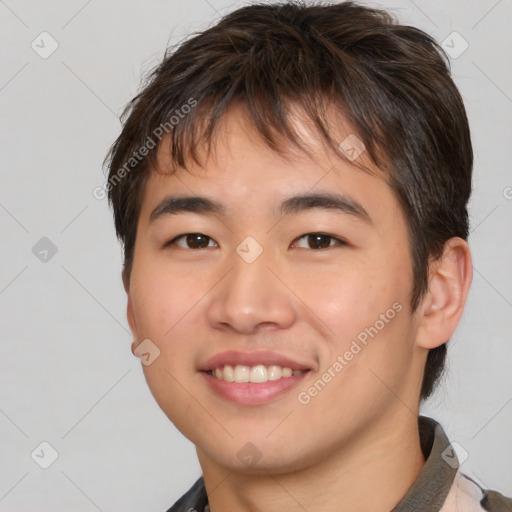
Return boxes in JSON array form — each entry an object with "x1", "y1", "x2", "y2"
[{"x1": 165, "y1": 416, "x2": 512, "y2": 512}]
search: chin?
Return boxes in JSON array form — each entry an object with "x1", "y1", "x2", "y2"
[{"x1": 198, "y1": 437, "x2": 318, "y2": 475}]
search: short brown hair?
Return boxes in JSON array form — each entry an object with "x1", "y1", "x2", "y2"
[{"x1": 104, "y1": 1, "x2": 473, "y2": 401}]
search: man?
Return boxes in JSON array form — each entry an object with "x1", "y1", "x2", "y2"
[{"x1": 104, "y1": 2, "x2": 511, "y2": 510}]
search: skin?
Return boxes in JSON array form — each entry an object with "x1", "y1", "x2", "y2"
[{"x1": 124, "y1": 104, "x2": 472, "y2": 512}]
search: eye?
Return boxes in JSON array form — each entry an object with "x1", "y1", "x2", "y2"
[
  {"x1": 292, "y1": 233, "x2": 346, "y2": 250},
  {"x1": 165, "y1": 233, "x2": 217, "y2": 249}
]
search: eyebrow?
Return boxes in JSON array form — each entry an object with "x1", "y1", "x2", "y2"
[
  {"x1": 149, "y1": 192, "x2": 372, "y2": 224},
  {"x1": 280, "y1": 192, "x2": 371, "y2": 223}
]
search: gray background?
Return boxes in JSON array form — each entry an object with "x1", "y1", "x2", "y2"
[{"x1": 1, "y1": 0, "x2": 511, "y2": 510}]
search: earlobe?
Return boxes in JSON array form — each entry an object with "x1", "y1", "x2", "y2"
[
  {"x1": 122, "y1": 267, "x2": 130, "y2": 293},
  {"x1": 122, "y1": 267, "x2": 139, "y2": 352},
  {"x1": 416, "y1": 237, "x2": 473, "y2": 349},
  {"x1": 126, "y1": 295, "x2": 137, "y2": 338}
]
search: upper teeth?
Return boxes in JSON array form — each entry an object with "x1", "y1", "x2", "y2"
[{"x1": 210, "y1": 364, "x2": 303, "y2": 383}]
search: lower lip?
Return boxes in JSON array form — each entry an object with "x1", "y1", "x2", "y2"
[{"x1": 200, "y1": 371, "x2": 310, "y2": 405}]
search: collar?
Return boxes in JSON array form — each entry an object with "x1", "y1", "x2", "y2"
[{"x1": 391, "y1": 416, "x2": 458, "y2": 511}]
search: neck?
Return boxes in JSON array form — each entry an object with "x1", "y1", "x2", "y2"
[{"x1": 198, "y1": 411, "x2": 426, "y2": 512}]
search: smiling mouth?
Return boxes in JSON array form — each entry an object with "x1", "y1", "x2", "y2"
[{"x1": 206, "y1": 364, "x2": 309, "y2": 383}]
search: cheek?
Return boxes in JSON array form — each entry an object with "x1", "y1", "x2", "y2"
[
  {"x1": 292, "y1": 303, "x2": 414, "y2": 443},
  {"x1": 128, "y1": 259, "x2": 210, "y2": 381},
  {"x1": 129, "y1": 265, "x2": 207, "y2": 435},
  {"x1": 294, "y1": 252, "x2": 414, "y2": 388},
  {"x1": 295, "y1": 258, "x2": 401, "y2": 339},
  {"x1": 130, "y1": 260, "x2": 200, "y2": 339}
]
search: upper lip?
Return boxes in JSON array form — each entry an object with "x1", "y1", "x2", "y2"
[{"x1": 199, "y1": 350, "x2": 313, "y2": 372}]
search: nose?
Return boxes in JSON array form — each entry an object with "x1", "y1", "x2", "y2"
[{"x1": 206, "y1": 248, "x2": 296, "y2": 335}]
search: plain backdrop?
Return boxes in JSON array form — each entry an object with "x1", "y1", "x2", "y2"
[{"x1": 1, "y1": 0, "x2": 511, "y2": 510}]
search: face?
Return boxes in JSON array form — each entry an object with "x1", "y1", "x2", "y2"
[{"x1": 126, "y1": 105, "x2": 426, "y2": 474}]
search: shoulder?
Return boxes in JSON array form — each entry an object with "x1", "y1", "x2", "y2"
[
  {"x1": 164, "y1": 477, "x2": 207, "y2": 512},
  {"x1": 392, "y1": 417, "x2": 511, "y2": 512},
  {"x1": 441, "y1": 472, "x2": 512, "y2": 512}
]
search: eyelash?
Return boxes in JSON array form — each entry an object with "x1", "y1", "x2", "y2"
[{"x1": 164, "y1": 232, "x2": 347, "y2": 250}]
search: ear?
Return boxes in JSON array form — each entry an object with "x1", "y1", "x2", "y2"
[
  {"x1": 415, "y1": 237, "x2": 473, "y2": 350},
  {"x1": 122, "y1": 267, "x2": 139, "y2": 356}
]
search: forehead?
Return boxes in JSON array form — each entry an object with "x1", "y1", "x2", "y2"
[
  {"x1": 143, "y1": 103, "x2": 400, "y2": 210},
  {"x1": 155, "y1": 100, "x2": 383, "y2": 176}
]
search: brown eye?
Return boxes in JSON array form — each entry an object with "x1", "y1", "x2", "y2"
[
  {"x1": 168, "y1": 233, "x2": 216, "y2": 249},
  {"x1": 294, "y1": 233, "x2": 346, "y2": 250}
]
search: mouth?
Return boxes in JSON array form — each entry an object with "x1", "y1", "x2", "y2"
[{"x1": 199, "y1": 351, "x2": 313, "y2": 405}]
